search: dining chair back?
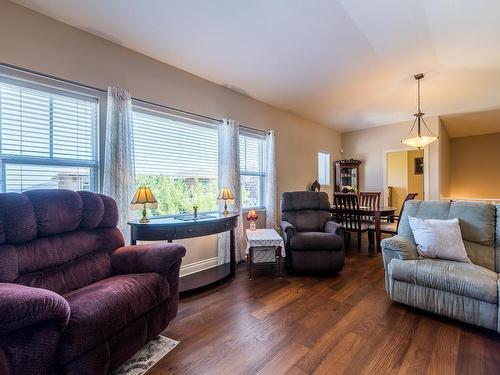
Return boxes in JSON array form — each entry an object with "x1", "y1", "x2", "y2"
[
  {"x1": 396, "y1": 192, "x2": 418, "y2": 232},
  {"x1": 333, "y1": 193, "x2": 360, "y2": 231},
  {"x1": 359, "y1": 192, "x2": 381, "y2": 209},
  {"x1": 333, "y1": 193, "x2": 369, "y2": 251}
]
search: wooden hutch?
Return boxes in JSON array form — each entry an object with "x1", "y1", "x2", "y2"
[{"x1": 334, "y1": 159, "x2": 361, "y2": 193}]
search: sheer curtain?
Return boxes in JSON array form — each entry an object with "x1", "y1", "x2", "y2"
[
  {"x1": 103, "y1": 87, "x2": 136, "y2": 242},
  {"x1": 217, "y1": 119, "x2": 245, "y2": 264},
  {"x1": 265, "y1": 130, "x2": 277, "y2": 229}
]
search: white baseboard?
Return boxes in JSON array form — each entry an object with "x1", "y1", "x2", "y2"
[{"x1": 180, "y1": 256, "x2": 219, "y2": 277}]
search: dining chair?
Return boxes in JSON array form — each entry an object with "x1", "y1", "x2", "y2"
[
  {"x1": 371, "y1": 192, "x2": 418, "y2": 237},
  {"x1": 359, "y1": 192, "x2": 381, "y2": 209},
  {"x1": 359, "y1": 191, "x2": 382, "y2": 224},
  {"x1": 333, "y1": 193, "x2": 370, "y2": 252}
]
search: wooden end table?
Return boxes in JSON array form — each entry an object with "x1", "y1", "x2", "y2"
[{"x1": 245, "y1": 228, "x2": 285, "y2": 280}]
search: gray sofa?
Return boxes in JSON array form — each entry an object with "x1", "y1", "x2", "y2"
[
  {"x1": 382, "y1": 200, "x2": 500, "y2": 331},
  {"x1": 280, "y1": 191, "x2": 344, "y2": 273}
]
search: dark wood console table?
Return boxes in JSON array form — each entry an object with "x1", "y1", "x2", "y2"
[{"x1": 128, "y1": 212, "x2": 239, "y2": 293}]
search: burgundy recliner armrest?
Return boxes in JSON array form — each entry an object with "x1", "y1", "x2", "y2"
[
  {"x1": 111, "y1": 242, "x2": 186, "y2": 275},
  {"x1": 0, "y1": 283, "x2": 70, "y2": 335}
]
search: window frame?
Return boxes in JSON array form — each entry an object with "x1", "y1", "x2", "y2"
[
  {"x1": 0, "y1": 66, "x2": 103, "y2": 193},
  {"x1": 239, "y1": 128, "x2": 267, "y2": 210},
  {"x1": 318, "y1": 151, "x2": 331, "y2": 187}
]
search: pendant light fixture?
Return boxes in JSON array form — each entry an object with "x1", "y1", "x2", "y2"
[{"x1": 401, "y1": 73, "x2": 438, "y2": 149}]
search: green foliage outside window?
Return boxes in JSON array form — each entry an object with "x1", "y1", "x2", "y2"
[
  {"x1": 135, "y1": 175, "x2": 253, "y2": 217},
  {"x1": 136, "y1": 175, "x2": 219, "y2": 216}
]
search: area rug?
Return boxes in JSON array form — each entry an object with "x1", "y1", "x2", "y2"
[{"x1": 111, "y1": 336, "x2": 179, "y2": 375}]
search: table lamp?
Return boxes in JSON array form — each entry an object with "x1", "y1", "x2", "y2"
[
  {"x1": 218, "y1": 187, "x2": 234, "y2": 215},
  {"x1": 131, "y1": 187, "x2": 158, "y2": 223},
  {"x1": 246, "y1": 209, "x2": 258, "y2": 231}
]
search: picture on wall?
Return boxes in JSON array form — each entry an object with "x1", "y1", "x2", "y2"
[{"x1": 414, "y1": 157, "x2": 424, "y2": 175}]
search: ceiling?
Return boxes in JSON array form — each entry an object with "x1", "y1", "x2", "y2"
[{"x1": 12, "y1": 0, "x2": 500, "y2": 132}]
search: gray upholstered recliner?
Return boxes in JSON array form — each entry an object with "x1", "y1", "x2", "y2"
[
  {"x1": 382, "y1": 200, "x2": 500, "y2": 331},
  {"x1": 280, "y1": 191, "x2": 344, "y2": 273}
]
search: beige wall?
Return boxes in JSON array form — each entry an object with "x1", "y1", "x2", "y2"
[
  {"x1": 407, "y1": 149, "x2": 425, "y2": 201},
  {"x1": 448, "y1": 133, "x2": 500, "y2": 199},
  {"x1": 341, "y1": 116, "x2": 440, "y2": 203},
  {"x1": 0, "y1": 0, "x2": 341, "y2": 273},
  {"x1": 387, "y1": 151, "x2": 407, "y2": 214},
  {"x1": 439, "y1": 119, "x2": 451, "y2": 198}
]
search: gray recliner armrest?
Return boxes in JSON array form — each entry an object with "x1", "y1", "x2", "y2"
[
  {"x1": 280, "y1": 220, "x2": 296, "y2": 245},
  {"x1": 325, "y1": 221, "x2": 344, "y2": 237},
  {"x1": 381, "y1": 235, "x2": 418, "y2": 260},
  {"x1": 381, "y1": 235, "x2": 418, "y2": 292}
]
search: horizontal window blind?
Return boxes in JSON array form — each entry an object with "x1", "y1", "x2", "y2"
[
  {"x1": 0, "y1": 79, "x2": 98, "y2": 192},
  {"x1": 318, "y1": 151, "x2": 330, "y2": 185},
  {"x1": 133, "y1": 109, "x2": 218, "y2": 178},
  {"x1": 132, "y1": 107, "x2": 219, "y2": 215},
  {"x1": 239, "y1": 130, "x2": 266, "y2": 208}
]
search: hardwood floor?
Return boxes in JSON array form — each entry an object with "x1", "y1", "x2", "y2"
[{"x1": 152, "y1": 240, "x2": 500, "y2": 374}]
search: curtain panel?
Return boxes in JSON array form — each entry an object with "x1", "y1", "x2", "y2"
[
  {"x1": 103, "y1": 87, "x2": 136, "y2": 242},
  {"x1": 217, "y1": 119, "x2": 245, "y2": 264},
  {"x1": 265, "y1": 130, "x2": 277, "y2": 229}
]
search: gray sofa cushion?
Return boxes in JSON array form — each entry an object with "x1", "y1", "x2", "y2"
[
  {"x1": 449, "y1": 202, "x2": 496, "y2": 246},
  {"x1": 281, "y1": 191, "x2": 330, "y2": 211},
  {"x1": 282, "y1": 210, "x2": 332, "y2": 232},
  {"x1": 290, "y1": 232, "x2": 343, "y2": 252},
  {"x1": 389, "y1": 258, "x2": 498, "y2": 304},
  {"x1": 390, "y1": 279, "x2": 498, "y2": 331},
  {"x1": 496, "y1": 205, "x2": 500, "y2": 271},
  {"x1": 464, "y1": 240, "x2": 495, "y2": 271},
  {"x1": 398, "y1": 200, "x2": 452, "y2": 239}
]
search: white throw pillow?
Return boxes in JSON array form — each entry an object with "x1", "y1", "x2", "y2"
[{"x1": 408, "y1": 216, "x2": 471, "y2": 263}]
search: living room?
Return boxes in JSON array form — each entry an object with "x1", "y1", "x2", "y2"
[{"x1": 0, "y1": 1, "x2": 499, "y2": 374}]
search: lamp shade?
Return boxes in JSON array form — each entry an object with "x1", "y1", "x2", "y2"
[
  {"x1": 131, "y1": 187, "x2": 158, "y2": 209},
  {"x1": 218, "y1": 187, "x2": 234, "y2": 200},
  {"x1": 247, "y1": 209, "x2": 258, "y2": 221},
  {"x1": 401, "y1": 135, "x2": 438, "y2": 149}
]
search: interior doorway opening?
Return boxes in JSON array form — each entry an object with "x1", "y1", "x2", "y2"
[{"x1": 385, "y1": 149, "x2": 425, "y2": 214}]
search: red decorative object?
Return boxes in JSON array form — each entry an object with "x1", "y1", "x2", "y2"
[
  {"x1": 246, "y1": 210, "x2": 259, "y2": 221},
  {"x1": 247, "y1": 209, "x2": 258, "y2": 231}
]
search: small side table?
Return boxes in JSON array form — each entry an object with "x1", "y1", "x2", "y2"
[{"x1": 245, "y1": 228, "x2": 285, "y2": 280}]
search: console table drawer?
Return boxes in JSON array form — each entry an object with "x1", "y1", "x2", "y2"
[{"x1": 174, "y1": 220, "x2": 232, "y2": 238}]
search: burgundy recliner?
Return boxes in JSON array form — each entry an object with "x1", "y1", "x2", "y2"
[{"x1": 0, "y1": 189, "x2": 186, "y2": 375}]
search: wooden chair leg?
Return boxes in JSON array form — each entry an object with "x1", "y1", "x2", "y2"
[
  {"x1": 368, "y1": 230, "x2": 374, "y2": 250},
  {"x1": 357, "y1": 231, "x2": 362, "y2": 252}
]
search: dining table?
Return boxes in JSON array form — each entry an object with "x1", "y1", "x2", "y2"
[{"x1": 330, "y1": 205, "x2": 396, "y2": 255}]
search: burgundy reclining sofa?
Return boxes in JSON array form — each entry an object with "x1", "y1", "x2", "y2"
[{"x1": 0, "y1": 189, "x2": 185, "y2": 374}]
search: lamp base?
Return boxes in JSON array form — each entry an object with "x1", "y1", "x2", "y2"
[
  {"x1": 139, "y1": 207, "x2": 149, "y2": 223},
  {"x1": 249, "y1": 221, "x2": 256, "y2": 231}
]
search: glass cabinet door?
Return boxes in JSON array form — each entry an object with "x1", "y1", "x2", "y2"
[{"x1": 340, "y1": 167, "x2": 357, "y2": 189}]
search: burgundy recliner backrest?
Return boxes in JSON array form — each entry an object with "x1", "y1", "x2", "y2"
[{"x1": 0, "y1": 189, "x2": 125, "y2": 295}]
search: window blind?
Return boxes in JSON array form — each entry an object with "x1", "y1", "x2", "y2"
[
  {"x1": 0, "y1": 79, "x2": 98, "y2": 192},
  {"x1": 132, "y1": 108, "x2": 218, "y2": 178},
  {"x1": 318, "y1": 151, "x2": 330, "y2": 185},
  {"x1": 132, "y1": 107, "x2": 219, "y2": 215},
  {"x1": 239, "y1": 130, "x2": 266, "y2": 208}
]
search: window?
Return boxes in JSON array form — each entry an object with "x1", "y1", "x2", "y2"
[
  {"x1": 132, "y1": 107, "x2": 219, "y2": 215},
  {"x1": 240, "y1": 130, "x2": 266, "y2": 209},
  {"x1": 0, "y1": 78, "x2": 98, "y2": 192},
  {"x1": 318, "y1": 151, "x2": 330, "y2": 186}
]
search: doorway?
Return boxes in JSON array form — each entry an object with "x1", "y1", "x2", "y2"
[{"x1": 385, "y1": 149, "x2": 425, "y2": 214}]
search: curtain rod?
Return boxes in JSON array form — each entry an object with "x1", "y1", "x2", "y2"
[{"x1": 0, "y1": 62, "x2": 267, "y2": 135}]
